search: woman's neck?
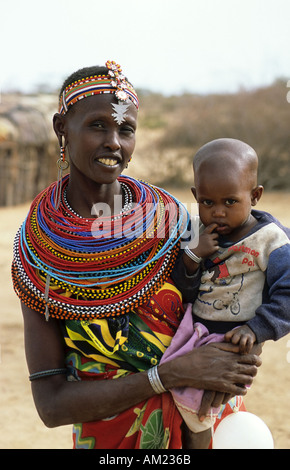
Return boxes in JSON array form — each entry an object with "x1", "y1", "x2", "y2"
[{"x1": 66, "y1": 174, "x2": 123, "y2": 219}]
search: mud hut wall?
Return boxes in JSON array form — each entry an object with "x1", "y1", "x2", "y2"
[
  {"x1": 0, "y1": 140, "x2": 58, "y2": 206},
  {"x1": 0, "y1": 97, "x2": 59, "y2": 206}
]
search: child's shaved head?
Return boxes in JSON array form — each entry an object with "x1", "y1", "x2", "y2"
[{"x1": 193, "y1": 138, "x2": 259, "y2": 189}]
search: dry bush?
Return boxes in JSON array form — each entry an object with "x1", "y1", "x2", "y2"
[{"x1": 136, "y1": 80, "x2": 290, "y2": 190}]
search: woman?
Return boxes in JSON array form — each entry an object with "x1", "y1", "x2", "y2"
[{"x1": 12, "y1": 60, "x2": 261, "y2": 449}]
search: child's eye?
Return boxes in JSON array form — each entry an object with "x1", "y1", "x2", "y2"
[
  {"x1": 225, "y1": 199, "x2": 237, "y2": 206},
  {"x1": 202, "y1": 200, "x2": 213, "y2": 206}
]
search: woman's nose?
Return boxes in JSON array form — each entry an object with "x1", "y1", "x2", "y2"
[{"x1": 104, "y1": 130, "x2": 121, "y2": 150}]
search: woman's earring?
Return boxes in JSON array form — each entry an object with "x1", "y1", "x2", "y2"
[
  {"x1": 60, "y1": 145, "x2": 66, "y2": 163},
  {"x1": 126, "y1": 156, "x2": 132, "y2": 169},
  {"x1": 55, "y1": 140, "x2": 69, "y2": 209}
]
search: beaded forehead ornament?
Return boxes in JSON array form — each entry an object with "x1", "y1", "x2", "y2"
[{"x1": 59, "y1": 60, "x2": 139, "y2": 124}]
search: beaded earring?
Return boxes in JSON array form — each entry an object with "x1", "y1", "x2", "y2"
[
  {"x1": 55, "y1": 141, "x2": 69, "y2": 209},
  {"x1": 45, "y1": 141, "x2": 69, "y2": 320},
  {"x1": 126, "y1": 156, "x2": 132, "y2": 169}
]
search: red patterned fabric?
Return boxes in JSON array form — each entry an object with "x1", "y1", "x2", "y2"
[{"x1": 63, "y1": 280, "x2": 246, "y2": 449}]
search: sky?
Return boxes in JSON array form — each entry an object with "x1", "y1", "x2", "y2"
[{"x1": 0, "y1": 0, "x2": 289, "y2": 96}]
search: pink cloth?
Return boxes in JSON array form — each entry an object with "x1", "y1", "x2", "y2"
[{"x1": 160, "y1": 303, "x2": 224, "y2": 432}]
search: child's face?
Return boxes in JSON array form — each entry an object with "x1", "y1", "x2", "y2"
[{"x1": 192, "y1": 165, "x2": 262, "y2": 238}]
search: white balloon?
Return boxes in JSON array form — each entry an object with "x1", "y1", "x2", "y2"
[{"x1": 212, "y1": 411, "x2": 274, "y2": 449}]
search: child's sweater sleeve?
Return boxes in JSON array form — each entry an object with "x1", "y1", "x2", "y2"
[
  {"x1": 247, "y1": 243, "x2": 290, "y2": 343},
  {"x1": 171, "y1": 251, "x2": 201, "y2": 303}
]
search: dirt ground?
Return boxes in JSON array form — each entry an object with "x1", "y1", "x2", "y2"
[{"x1": 0, "y1": 191, "x2": 289, "y2": 449}]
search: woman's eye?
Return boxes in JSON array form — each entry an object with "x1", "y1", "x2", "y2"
[
  {"x1": 91, "y1": 121, "x2": 104, "y2": 129},
  {"x1": 120, "y1": 125, "x2": 135, "y2": 134}
]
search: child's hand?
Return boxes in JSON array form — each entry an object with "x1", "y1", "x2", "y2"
[
  {"x1": 183, "y1": 224, "x2": 219, "y2": 275},
  {"x1": 224, "y1": 325, "x2": 257, "y2": 354},
  {"x1": 194, "y1": 223, "x2": 220, "y2": 259}
]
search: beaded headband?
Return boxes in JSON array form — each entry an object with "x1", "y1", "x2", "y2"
[{"x1": 59, "y1": 60, "x2": 139, "y2": 116}]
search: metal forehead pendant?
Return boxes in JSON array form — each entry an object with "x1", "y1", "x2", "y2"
[{"x1": 111, "y1": 101, "x2": 130, "y2": 125}]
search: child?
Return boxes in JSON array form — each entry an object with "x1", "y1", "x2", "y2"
[{"x1": 162, "y1": 137, "x2": 290, "y2": 448}]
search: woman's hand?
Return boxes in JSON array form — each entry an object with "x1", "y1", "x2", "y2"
[
  {"x1": 159, "y1": 341, "x2": 262, "y2": 397},
  {"x1": 197, "y1": 342, "x2": 263, "y2": 419},
  {"x1": 199, "y1": 390, "x2": 233, "y2": 421}
]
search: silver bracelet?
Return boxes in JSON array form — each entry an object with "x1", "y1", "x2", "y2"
[
  {"x1": 184, "y1": 245, "x2": 202, "y2": 264},
  {"x1": 29, "y1": 368, "x2": 67, "y2": 381},
  {"x1": 147, "y1": 366, "x2": 167, "y2": 394}
]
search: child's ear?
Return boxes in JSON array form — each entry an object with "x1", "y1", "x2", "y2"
[
  {"x1": 251, "y1": 185, "x2": 264, "y2": 206},
  {"x1": 191, "y1": 186, "x2": 197, "y2": 200}
]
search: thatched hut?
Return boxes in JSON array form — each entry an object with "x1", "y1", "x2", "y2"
[{"x1": 0, "y1": 94, "x2": 58, "y2": 206}]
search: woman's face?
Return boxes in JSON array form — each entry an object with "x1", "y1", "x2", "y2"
[{"x1": 63, "y1": 93, "x2": 138, "y2": 185}]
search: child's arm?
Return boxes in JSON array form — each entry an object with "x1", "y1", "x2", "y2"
[
  {"x1": 172, "y1": 223, "x2": 220, "y2": 302},
  {"x1": 247, "y1": 242, "x2": 290, "y2": 343},
  {"x1": 225, "y1": 325, "x2": 257, "y2": 354}
]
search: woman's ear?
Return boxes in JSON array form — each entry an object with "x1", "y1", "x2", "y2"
[
  {"x1": 251, "y1": 185, "x2": 264, "y2": 206},
  {"x1": 53, "y1": 113, "x2": 66, "y2": 147}
]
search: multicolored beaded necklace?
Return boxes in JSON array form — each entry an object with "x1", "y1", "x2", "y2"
[{"x1": 12, "y1": 175, "x2": 188, "y2": 321}]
